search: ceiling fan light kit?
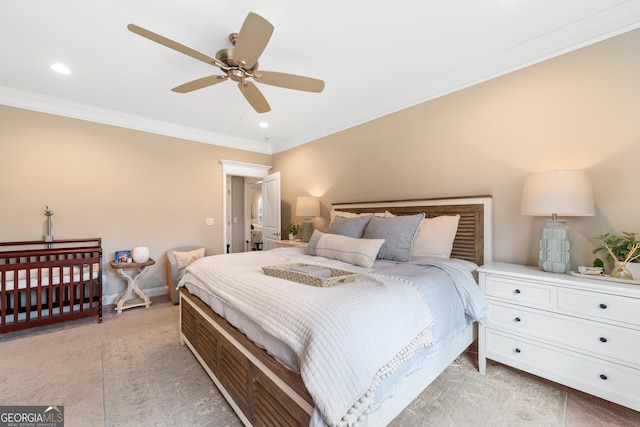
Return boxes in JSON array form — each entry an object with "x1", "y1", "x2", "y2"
[{"x1": 128, "y1": 12, "x2": 324, "y2": 113}]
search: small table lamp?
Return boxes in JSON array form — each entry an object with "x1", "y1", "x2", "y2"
[
  {"x1": 296, "y1": 196, "x2": 320, "y2": 243},
  {"x1": 521, "y1": 170, "x2": 595, "y2": 273}
]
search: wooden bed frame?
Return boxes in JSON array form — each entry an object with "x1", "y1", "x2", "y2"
[
  {"x1": 0, "y1": 238, "x2": 103, "y2": 333},
  {"x1": 180, "y1": 196, "x2": 492, "y2": 426}
]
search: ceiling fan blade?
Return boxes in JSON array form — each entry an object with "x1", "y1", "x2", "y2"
[
  {"x1": 127, "y1": 24, "x2": 225, "y2": 68},
  {"x1": 256, "y1": 71, "x2": 325, "y2": 93},
  {"x1": 172, "y1": 75, "x2": 228, "y2": 93},
  {"x1": 233, "y1": 12, "x2": 274, "y2": 69},
  {"x1": 238, "y1": 81, "x2": 271, "y2": 113}
]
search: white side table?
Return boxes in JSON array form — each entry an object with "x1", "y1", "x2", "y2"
[{"x1": 110, "y1": 259, "x2": 155, "y2": 313}]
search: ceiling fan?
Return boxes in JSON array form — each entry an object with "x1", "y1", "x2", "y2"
[{"x1": 128, "y1": 12, "x2": 325, "y2": 113}]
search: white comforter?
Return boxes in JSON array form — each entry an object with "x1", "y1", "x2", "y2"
[{"x1": 180, "y1": 250, "x2": 435, "y2": 426}]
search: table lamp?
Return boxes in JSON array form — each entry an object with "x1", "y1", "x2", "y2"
[
  {"x1": 296, "y1": 196, "x2": 320, "y2": 243},
  {"x1": 521, "y1": 170, "x2": 595, "y2": 273}
]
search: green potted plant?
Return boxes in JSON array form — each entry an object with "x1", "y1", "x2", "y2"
[
  {"x1": 286, "y1": 223, "x2": 299, "y2": 240},
  {"x1": 593, "y1": 231, "x2": 640, "y2": 279}
]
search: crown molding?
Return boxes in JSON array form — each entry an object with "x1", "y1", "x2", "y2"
[
  {"x1": 0, "y1": 86, "x2": 273, "y2": 155},
  {"x1": 271, "y1": 1, "x2": 640, "y2": 153}
]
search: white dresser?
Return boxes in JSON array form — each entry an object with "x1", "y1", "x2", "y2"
[{"x1": 478, "y1": 262, "x2": 640, "y2": 411}]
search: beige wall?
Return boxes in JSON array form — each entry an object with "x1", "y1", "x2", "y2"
[
  {"x1": 2, "y1": 28, "x2": 639, "y2": 300},
  {"x1": 273, "y1": 28, "x2": 640, "y2": 269},
  {"x1": 0, "y1": 107, "x2": 271, "y2": 299}
]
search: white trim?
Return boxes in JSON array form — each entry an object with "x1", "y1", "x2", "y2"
[
  {"x1": 271, "y1": 7, "x2": 640, "y2": 154},
  {"x1": 103, "y1": 284, "x2": 167, "y2": 305},
  {"x1": 0, "y1": 87, "x2": 272, "y2": 154},
  {"x1": 220, "y1": 160, "x2": 272, "y2": 177},
  {"x1": 220, "y1": 160, "x2": 272, "y2": 254}
]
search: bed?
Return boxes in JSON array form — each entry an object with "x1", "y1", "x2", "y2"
[
  {"x1": 178, "y1": 196, "x2": 492, "y2": 426},
  {"x1": 0, "y1": 238, "x2": 103, "y2": 333}
]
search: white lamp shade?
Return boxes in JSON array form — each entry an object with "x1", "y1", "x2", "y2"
[
  {"x1": 295, "y1": 196, "x2": 320, "y2": 217},
  {"x1": 521, "y1": 170, "x2": 595, "y2": 217}
]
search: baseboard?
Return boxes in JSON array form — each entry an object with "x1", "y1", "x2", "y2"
[{"x1": 103, "y1": 285, "x2": 168, "y2": 305}]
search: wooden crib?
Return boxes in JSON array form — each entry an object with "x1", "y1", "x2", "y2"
[{"x1": 0, "y1": 238, "x2": 103, "y2": 333}]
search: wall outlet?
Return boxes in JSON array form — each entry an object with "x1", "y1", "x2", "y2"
[{"x1": 205, "y1": 217, "x2": 214, "y2": 226}]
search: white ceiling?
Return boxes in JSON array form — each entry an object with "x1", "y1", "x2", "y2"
[{"x1": 2, "y1": 1, "x2": 640, "y2": 154}]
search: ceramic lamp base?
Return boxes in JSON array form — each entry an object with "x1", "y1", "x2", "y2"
[
  {"x1": 538, "y1": 220, "x2": 571, "y2": 274},
  {"x1": 300, "y1": 219, "x2": 314, "y2": 243}
]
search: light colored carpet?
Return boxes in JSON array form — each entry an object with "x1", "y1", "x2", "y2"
[
  {"x1": 1, "y1": 298, "x2": 639, "y2": 427},
  {"x1": 102, "y1": 321, "x2": 240, "y2": 426},
  {"x1": 390, "y1": 351, "x2": 566, "y2": 427}
]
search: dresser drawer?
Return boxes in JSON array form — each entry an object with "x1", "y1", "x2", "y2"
[
  {"x1": 486, "y1": 302, "x2": 640, "y2": 367},
  {"x1": 485, "y1": 330, "x2": 640, "y2": 409},
  {"x1": 484, "y1": 275, "x2": 556, "y2": 309},
  {"x1": 558, "y1": 288, "x2": 640, "y2": 327}
]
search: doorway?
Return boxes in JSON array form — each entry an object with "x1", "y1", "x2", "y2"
[{"x1": 221, "y1": 160, "x2": 281, "y2": 253}]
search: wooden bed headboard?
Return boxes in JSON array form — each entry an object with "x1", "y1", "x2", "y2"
[{"x1": 332, "y1": 196, "x2": 492, "y2": 266}]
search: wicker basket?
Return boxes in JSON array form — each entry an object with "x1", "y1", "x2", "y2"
[{"x1": 262, "y1": 263, "x2": 359, "y2": 287}]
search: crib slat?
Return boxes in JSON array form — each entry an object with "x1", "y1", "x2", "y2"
[
  {"x1": 12, "y1": 268, "x2": 19, "y2": 326},
  {"x1": 37, "y1": 268, "x2": 43, "y2": 321},
  {"x1": 26, "y1": 269, "x2": 31, "y2": 322},
  {"x1": 1, "y1": 270, "x2": 5, "y2": 328}
]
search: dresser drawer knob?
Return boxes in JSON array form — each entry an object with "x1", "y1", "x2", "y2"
[
  {"x1": 514, "y1": 289, "x2": 521, "y2": 294},
  {"x1": 599, "y1": 303, "x2": 607, "y2": 309},
  {"x1": 600, "y1": 374, "x2": 608, "y2": 381},
  {"x1": 514, "y1": 317, "x2": 521, "y2": 322},
  {"x1": 599, "y1": 337, "x2": 608, "y2": 343},
  {"x1": 515, "y1": 348, "x2": 521, "y2": 353}
]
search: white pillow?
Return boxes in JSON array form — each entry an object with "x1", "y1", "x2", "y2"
[
  {"x1": 307, "y1": 230, "x2": 384, "y2": 268},
  {"x1": 329, "y1": 210, "x2": 394, "y2": 224},
  {"x1": 411, "y1": 215, "x2": 460, "y2": 258},
  {"x1": 173, "y1": 248, "x2": 206, "y2": 269},
  {"x1": 330, "y1": 210, "x2": 364, "y2": 221}
]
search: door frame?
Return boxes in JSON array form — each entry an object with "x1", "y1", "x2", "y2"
[{"x1": 220, "y1": 160, "x2": 272, "y2": 254}]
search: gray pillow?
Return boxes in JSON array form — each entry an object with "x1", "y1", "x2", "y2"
[
  {"x1": 328, "y1": 215, "x2": 373, "y2": 238},
  {"x1": 363, "y1": 213, "x2": 425, "y2": 262}
]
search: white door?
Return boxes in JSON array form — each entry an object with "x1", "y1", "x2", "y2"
[{"x1": 262, "y1": 172, "x2": 281, "y2": 250}]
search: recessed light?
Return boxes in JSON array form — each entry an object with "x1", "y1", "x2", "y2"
[
  {"x1": 50, "y1": 63, "x2": 71, "y2": 74},
  {"x1": 259, "y1": 121, "x2": 269, "y2": 128}
]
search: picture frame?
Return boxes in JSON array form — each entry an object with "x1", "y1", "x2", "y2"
[{"x1": 115, "y1": 250, "x2": 131, "y2": 264}]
